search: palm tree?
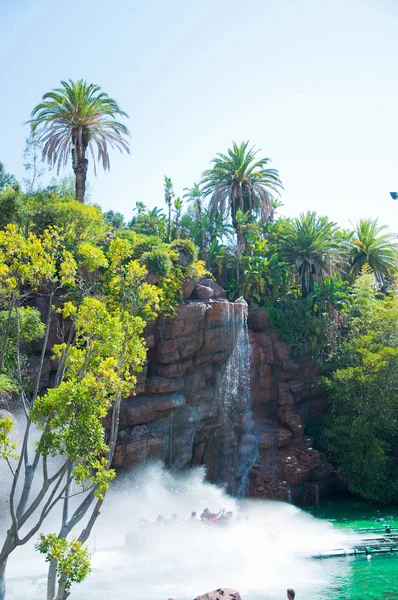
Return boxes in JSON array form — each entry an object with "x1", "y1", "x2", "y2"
[
  {"x1": 164, "y1": 176, "x2": 175, "y2": 241},
  {"x1": 201, "y1": 141, "x2": 282, "y2": 246},
  {"x1": 29, "y1": 79, "x2": 130, "y2": 203},
  {"x1": 349, "y1": 219, "x2": 398, "y2": 283},
  {"x1": 280, "y1": 211, "x2": 338, "y2": 296},
  {"x1": 183, "y1": 183, "x2": 204, "y2": 251}
]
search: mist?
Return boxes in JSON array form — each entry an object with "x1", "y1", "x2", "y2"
[{"x1": 4, "y1": 462, "x2": 356, "y2": 600}]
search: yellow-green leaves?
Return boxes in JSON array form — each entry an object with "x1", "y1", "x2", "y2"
[
  {"x1": 78, "y1": 242, "x2": 108, "y2": 272},
  {"x1": 0, "y1": 416, "x2": 19, "y2": 463},
  {"x1": 36, "y1": 533, "x2": 91, "y2": 591}
]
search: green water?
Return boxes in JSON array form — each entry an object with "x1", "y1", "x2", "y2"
[{"x1": 307, "y1": 497, "x2": 398, "y2": 599}]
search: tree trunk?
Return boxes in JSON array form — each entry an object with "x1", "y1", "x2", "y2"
[
  {"x1": 0, "y1": 558, "x2": 8, "y2": 600},
  {"x1": 72, "y1": 131, "x2": 88, "y2": 204},
  {"x1": 74, "y1": 159, "x2": 88, "y2": 203},
  {"x1": 47, "y1": 558, "x2": 58, "y2": 600}
]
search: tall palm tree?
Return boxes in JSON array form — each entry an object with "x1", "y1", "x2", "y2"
[
  {"x1": 183, "y1": 183, "x2": 204, "y2": 251},
  {"x1": 29, "y1": 79, "x2": 130, "y2": 203},
  {"x1": 280, "y1": 211, "x2": 338, "y2": 296},
  {"x1": 349, "y1": 219, "x2": 398, "y2": 283},
  {"x1": 201, "y1": 141, "x2": 282, "y2": 246}
]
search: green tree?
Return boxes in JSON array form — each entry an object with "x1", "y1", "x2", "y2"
[
  {"x1": 164, "y1": 176, "x2": 175, "y2": 241},
  {"x1": 104, "y1": 209, "x2": 125, "y2": 230},
  {"x1": 128, "y1": 206, "x2": 166, "y2": 238},
  {"x1": 29, "y1": 79, "x2": 130, "y2": 203},
  {"x1": 349, "y1": 218, "x2": 398, "y2": 284},
  {"x1": 280, "y1": 211, "x2": 338, "y2": 296},
  {"x1": 201, "y1": 141, "x2": 282, "y2": 247},
  {"x1": 0, "y1": 162, "x2": 17, "y2": 191},
  {"x1": 323, "y1": 271, "x2": 398, "y2": 502},
  {"x1": 0, "y1": 226, "x2": 161, "y2": 600}
]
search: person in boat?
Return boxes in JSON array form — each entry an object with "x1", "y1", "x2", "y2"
[
  {"x1": 220, "y1": 510, "x2": 233, "y2": 524},
  {"x1": 200, "y1": 508, "x2": 212, "y2": 521},
  {"x1": 287, "y1": 589, "x2": 295, "y2": 600},
  {"x1": 209, "y1": 509, "x2": 225, "y2": 523}
]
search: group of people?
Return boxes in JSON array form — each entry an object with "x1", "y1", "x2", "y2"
[{"x1": 136, "y1": 508, "x2": 235, "y2": 530}]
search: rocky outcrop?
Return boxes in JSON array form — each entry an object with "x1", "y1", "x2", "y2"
[
  {"x1": 193, "y1": 589, "x2": 242, "y2": 600},
  {"x1": 111, "y1": 301, "x2": 335, "y2": 504}
]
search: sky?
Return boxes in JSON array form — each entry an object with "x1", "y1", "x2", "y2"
[{"x1": 1, "y1": 0, "x2": 398, "y2": 230}]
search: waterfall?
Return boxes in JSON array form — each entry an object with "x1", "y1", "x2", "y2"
[{"x1": 217, "y1": 299, "x2": 256, "y2": 497}]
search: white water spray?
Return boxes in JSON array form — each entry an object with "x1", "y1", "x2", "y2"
[{"x1": 5, "y1": 464, "x2": 356, "y2": 600}]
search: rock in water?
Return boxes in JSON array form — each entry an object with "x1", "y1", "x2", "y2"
[{"x1": 193, "y1": 589, "x2": 242, "y2": 600}]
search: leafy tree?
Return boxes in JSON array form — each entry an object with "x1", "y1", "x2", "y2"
[
  {"x1": 0, "y1": 225, "x2": 162, "y2": 600},
  {"x1": 104, "y1": 209, "x2": 125, "y2": 230},
  {"x1": 323, "y1": 271, "x2": 398, "y2": 502},
  {"x1": 280, "y1": 211, "x2": 338, "y2": 296},
  {"x1": 0, "y1": 162, "x2": 17, "y2": 191},
  {"x1": 201, "y1": 141, "x2": 282, "y2": 247},
  {"x1": 164, "y1": 176, "x2": 175, "y2": 241},
  {"x1": 0, "y1": 188, "x2": 26, "y2": 230},
  {"x1": 349, "y1": 218, "x2": 398, "y2": 284},
  {"x1": 128, "y1": 205, "x2": 166, "y2": 239},
  {"x1": 29, "y1": 79, "x2": 130, "y2": 203}
]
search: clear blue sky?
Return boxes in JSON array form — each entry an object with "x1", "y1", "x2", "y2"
[{"x1": 1, "y1": 0, "x2": 398, "y2": 230}]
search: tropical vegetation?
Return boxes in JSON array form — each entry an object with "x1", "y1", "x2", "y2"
[{"x1": 1, "y1": 84, "x2": 398, "y2": 598}]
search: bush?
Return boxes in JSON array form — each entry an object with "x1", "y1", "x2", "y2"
[
  {"x1": 130, "y1": 236, "x2": 162, "y2": 259},
  {"x1": 141, "y1": 248, "x2": 172, "y2": 278},
  {"x1": 170, "y1": 239, "x2": 198, "y2": 266}
]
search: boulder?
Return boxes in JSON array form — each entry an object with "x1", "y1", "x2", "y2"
[
  {"x1": 193, "y1": 284, "x2": 214, "y2": 300},
  {"x1": 200, "y1": 278, "x2": 225, "y2": 299},
  {"x1": 193, "y1": 589, "x2": 242, "y2": 600},
  {"x1": 183, "y1": 277, "x2": 196, "y2": 299},
  {"x1": 247, "y1": 309, "x2": 269, "y2": 332}
]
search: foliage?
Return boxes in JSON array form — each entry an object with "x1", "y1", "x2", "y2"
[
  {"x1": 349, "y1": 219, "x2": 398, "y2": 284},
  {"x1": 0, "y1": 417, "x2": 19, "y2": 464},
  {"x1": 170, "y1": 239, "x2": 198, "y2": 266},
  {"x1": 141, "y1": 247, "x2": 173, "y2": 278},
  {"x1": 29, "y1": 79, "x2": 130, "y2": 202},
  {"x1": 128, "y1": 205, "x2": 167, "y2": 239},
  {"x1": 279, "y1": 211, "x2": 338, "y2": 296},
  {"x1": 36, "y1": 533, "x2": 91, "y2": 591},
  {"x1": 0, "y1": 162, "x2": 17, "y2": 191},
  {"x1": 27, "y1": 194, "x2": 107, "y2": 246},
  {"x1": 164, "y1": 176, "x2": 175, "y2": 241},
  {"x1": 130, "y1": 235, "x2": 162, "y2": 259},
  {"x1": 0, "y1": 187, "x2": 26, "y2": 229},
  {"x1": 322, "y1": 271, "x2": 398, "y2": 502},
  {"x1": 201, "y1": 141, "x2": 282, "y2": 244},
  {"x1": 104, "y1": 209, "x2": 125, "y2": 230}
]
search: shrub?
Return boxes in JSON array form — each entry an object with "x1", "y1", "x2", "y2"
[
  {"x1": 141, "y1": 248, "x2": 173, "y2": 279},
  {"x1": 170, "y1": 239, "x2": 198, "y2": 266},
  {"x1": 130, "y1": 236, "x2": 162, "y2": 259}
]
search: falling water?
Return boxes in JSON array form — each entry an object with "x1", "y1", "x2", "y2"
[{"x1": 217, "y1": 299, "x2": 257, "y2": 497}]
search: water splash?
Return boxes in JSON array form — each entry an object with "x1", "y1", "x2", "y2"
[{"x1": 4, "y1": 464, "x2": 357, "y2": 600}]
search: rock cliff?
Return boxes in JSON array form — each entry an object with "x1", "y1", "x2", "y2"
[{"x1": 111, "y1": 300, "x2": 335, "y2": 504}]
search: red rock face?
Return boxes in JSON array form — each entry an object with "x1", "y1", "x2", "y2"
[
  {"x1": 112, "y1": 303, "x2": 335, "y2": 504},
  {"x1": 33, "y1": 298, "x2": 335, "y2": 504}
]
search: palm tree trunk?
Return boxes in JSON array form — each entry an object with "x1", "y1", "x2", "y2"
[{"x1": 72, "y1": 131, "x2": 89, "y2": 203}]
